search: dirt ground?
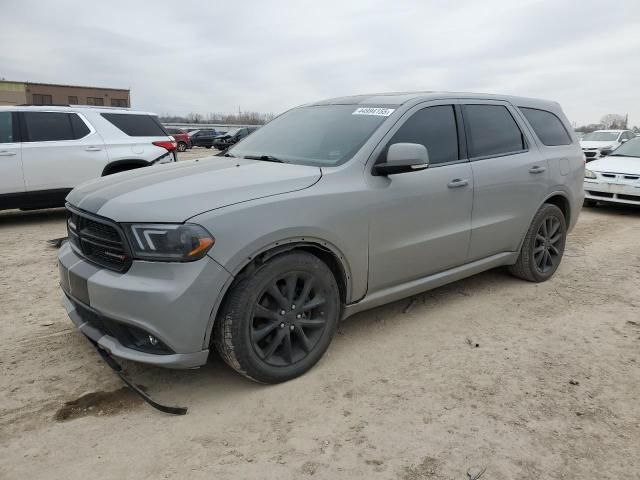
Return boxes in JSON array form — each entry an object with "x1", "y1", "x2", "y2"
[{"x1": 1, "y1": 151, "x2": 639, "y2": 479}]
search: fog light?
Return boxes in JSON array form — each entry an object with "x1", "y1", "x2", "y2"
[{"x1": 148, "y1": 335, "x2": 159, "y2": 346}]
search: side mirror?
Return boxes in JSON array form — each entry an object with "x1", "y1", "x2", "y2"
[
  {"x1": 600, "y1": 149, "x2": 611, "y2": 157},
  {"x1": 373, "y1": 143, "x2": 430, "y2": 176},
  {"x1": 621, "y1": 138, "x2": 628, "y2": 143}
]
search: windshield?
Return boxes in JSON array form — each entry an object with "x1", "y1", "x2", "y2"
[
  {"x1": 583, "y1": 132, "x2": 619, "y2": 142},
  {"x1": 228, "y1": 105, "x2": 391, "y2": 166},
  {"x1": 610, "y1": 136, "x2": 640, "y2": 158}
]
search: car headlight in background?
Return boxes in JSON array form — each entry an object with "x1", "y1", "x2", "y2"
[
  {"x1": 124, "y1": 223, "x2": 214, "y2": 261},
  {"x1": 584, "y1": 169, "x2": 597, "y2": 179}
]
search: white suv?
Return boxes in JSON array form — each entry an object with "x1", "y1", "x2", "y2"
[{"x1": 0, "y1": 105, "x2": 177, "y2": 211}]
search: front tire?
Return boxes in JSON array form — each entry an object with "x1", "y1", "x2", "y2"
[
  {"x1": 214, "y1": 252, "x2": 340, "y2": 383},
  {"x1": 509, "y1": 203, "x2": 567, "y2": 282}
]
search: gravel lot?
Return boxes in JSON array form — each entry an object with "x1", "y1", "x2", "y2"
[{"x1": 1, "y1": 150, "x2": 639, "y2": 479}]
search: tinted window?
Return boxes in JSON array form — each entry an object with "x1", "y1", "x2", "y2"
[
  {"x1": 384, "y1": 105, "x2": 458, "y2": 165},
  {"x1": 463, "y1": 105, "x2": 525, "y2": 158},
  {"x1": 23, "y1": 112, "x2": 75, "y2": 142},
  {"x1": 0, "y1": 112, "x2": 14, "y2": 143},
  {"x1": 101, "y1": 113, "x2": 167, "y2": 137},
  {"x1": 519, "y1": 107, "x2": 571, "y2": 146},
  {"x1": 70, "y1": 114, "x2": 90, "y2": 138},
  {"x1": 68, "y1": 96, "x2": 78, "y2": 104}
]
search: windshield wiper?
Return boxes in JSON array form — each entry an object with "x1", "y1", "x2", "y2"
[{"x1": 243, "y1": 154, "x2": 286, "y2": 163}]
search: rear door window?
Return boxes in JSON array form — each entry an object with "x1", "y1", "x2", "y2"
[
  {"x1": 22, "y1": 112, "x2": 75, "y2": 142},
  {"x1": 383, "y1": 105, "x2": 459, "y2": 165},
  {"x1": 463, "y1": 104, "x2": 526, "y2": 158},
  {"x1": 0, "y1": 112, "x2": 14, "y2": 143},
  {"x1": 519, "y1": 107, "x2": 571, "y2": 146},
  {"x1": 101, "y1": 113, "x2": 167, "y2": 137},
  {"x1": 69, "y1": 113, "x2": 91, "y2": 139}
]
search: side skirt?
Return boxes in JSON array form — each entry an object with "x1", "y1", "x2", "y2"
[
  {"x1": 341, "y1": 251, "x2": 518, "y2": 320},
  {"x1": 0, "y1": 188, "x2": 71, "y2": 211}
]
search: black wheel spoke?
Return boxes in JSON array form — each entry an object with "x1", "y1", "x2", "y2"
[
  {"x1": 303, "y1": 296, "x2": 326, "y2": 311},
  {"x1": 254, "y1": 304, "x2": 279, "y2": 321},
  {"x1": 533, "y1": 244, "x2": 545, "y2": 254},
  {"x1": 540, "y1": 220, "x2": 548, "y2": 237},
  {"x1": 536, "y1": 233, "x2": 546, "y2": 243},
  {"x1": 285, "y1": 274, "x2": 298, "y2": 303},
  {"x1": 253, "y1": 321, "x2": 280, "y2": 343},
  {"x1": 549, "y1": 244, "x2": 560, "y2": 256},
  {"x1": 549, "y1": 233, "x2": 562, "y2": 245},
  {"x1": 298, "y1": 318, "x2": 326, "y2": 329},
  {"x1": 549, "y1": 218, "x2": 560, "y2": 237},
  {"x1": 296, "y1": 277, "x2": 314, "y2": 306},
  {"x1": 544, "y1": 250, "x2": 552, "y2": 268},
  {"x1": 268, "y1": 285, "x2": 289, "y2": 310},
  {"x1": 282, "y1": 332, "x2": 293, "y2": 364},
  {"x1": 261, "y1": 328, "x2": 287, "y2": 360},
  {"x1": 295, "y1": 326, "x2": 312, "y2": 353}
]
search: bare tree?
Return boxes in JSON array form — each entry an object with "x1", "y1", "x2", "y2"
[{"x1": 600, "y1": 113, "x2": 627, "y2": 129}]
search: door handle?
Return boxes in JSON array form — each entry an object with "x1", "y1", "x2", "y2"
[
  {"x1": 447, "y1": 178, "x2": 469, "y2": 188},
  {"x1": 0, "y1": 151, "x2": 16, "y2": 156},
  {"x1": 85, "y1": 146, "x2": 102, "y2": 152},
  {"x1": 529, "y1": 165, "x2": 546, "y2": 174}
]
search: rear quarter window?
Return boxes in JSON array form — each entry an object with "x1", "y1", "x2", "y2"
[
  {"x1": 519, "y1": 107, "x2": 572, "y2": 146},
  {"x1": 101, "y1": 113, "x2": 167, "y2": 137}
]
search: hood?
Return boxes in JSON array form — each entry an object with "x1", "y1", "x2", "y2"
[
  {"x1": 587, "y1": 156, "x2": 640, "y2": 175},
  {"x1": 67, "y1": 157, "x2": 322, "y2": 222},
  {"x1": 580, "y1": 141, "x2": 617, "y2": 149}
]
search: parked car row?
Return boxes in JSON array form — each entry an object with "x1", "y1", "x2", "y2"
[
  {"x1": 580, "y1": 129, "x2": 636, "y2": 161},
  {"x1": 187, "y1": 126, "x2": 259, "y2": 149}
]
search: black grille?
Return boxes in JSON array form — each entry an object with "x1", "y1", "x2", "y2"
[
  {"x1": 618, "y1": 194, "x2": 640, "y2": 201},
  {"x1": 584, "y1": 151, "x2": 597, "y2": 158},
  {"x1": 587, "y1": 191, "x2": 613, "y2": 198},
  {"x1": 67, "y1": 207, "x2": 131, "y2": 272}
]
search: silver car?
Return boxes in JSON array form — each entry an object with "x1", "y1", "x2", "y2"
[{"x1": 58, "y1": 92, "x2": 584, "y2": 383}]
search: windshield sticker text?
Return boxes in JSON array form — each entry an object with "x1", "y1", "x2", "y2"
[{"x1": 352, "y1": 107, "x2": 395, "y2": 117}]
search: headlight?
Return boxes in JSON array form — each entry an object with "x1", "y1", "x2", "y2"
[
  {"x1": 124, "y1": 223, "x2": 214, "y2": 262},
  {"x1": 584, "y1": 169, "x2": 597, "y2": 179}
]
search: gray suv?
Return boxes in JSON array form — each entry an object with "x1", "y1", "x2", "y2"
[{"x1": 58, "y1": 92, "x2": 584, "y2": 383}]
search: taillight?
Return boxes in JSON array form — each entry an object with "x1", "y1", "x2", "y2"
[{"x1": 153, "y1": 140, "x2": 177, "y2": 152}]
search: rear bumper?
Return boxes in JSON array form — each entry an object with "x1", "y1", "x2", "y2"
[{"x1": 58, "y1": 242, "x2": 232, "y2": 368}]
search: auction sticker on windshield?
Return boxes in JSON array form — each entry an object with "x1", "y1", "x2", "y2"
[{"x1": 352, "y1": 107, "x2": 395, "y2": 116}]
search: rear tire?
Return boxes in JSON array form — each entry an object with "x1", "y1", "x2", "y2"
[
  {"x1": 509, "y1": 203, "x2": 567, "y2": 282},
  {"x1": 177, "y1": 141, "x2": 187, "y2": 152},
  {"x1": 214, "y1": 252, "x2": 340, "y2": 383}
]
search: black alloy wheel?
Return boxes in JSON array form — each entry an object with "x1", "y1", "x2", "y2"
[
  {"x1": 251, "y1": 272, "x2": 328, "y2": 367},
  {"x1": 533, "y1": 215, "x2": 563, "y2": 274},
  {"x1": 214, "y1": 251, "x2": 340, "y2": 383}
]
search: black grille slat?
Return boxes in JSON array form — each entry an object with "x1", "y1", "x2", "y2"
[{"x1": 66, "y1": 207, "x2": 131, "y2": 272}]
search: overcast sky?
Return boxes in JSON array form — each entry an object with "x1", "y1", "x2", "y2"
[{"x1": 2, "y1": 0, "x2": 639, "y2": 125}]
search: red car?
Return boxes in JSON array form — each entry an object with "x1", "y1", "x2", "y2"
[{"x1": 165, "y1": 127, "x2": 192, "y2": 152}]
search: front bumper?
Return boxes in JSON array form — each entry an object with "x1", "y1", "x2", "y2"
[
  {"x1": 584, "y1": 179, "x2": 640, "y2": 205},
  {"x1": 58, "y1": 242, "x2": 232, "y2": 368}
]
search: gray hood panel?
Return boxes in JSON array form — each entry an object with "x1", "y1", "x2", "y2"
[{"x1": 67, "y1": 158, "x2": 322, "y2": 222}]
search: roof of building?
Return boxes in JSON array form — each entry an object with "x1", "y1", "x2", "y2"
[{"x1": 0, "y1": 79, "x2": 129, "y2": 92}]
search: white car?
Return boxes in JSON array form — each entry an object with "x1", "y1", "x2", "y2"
[
  {"x1": 580, "y1": 129, "x2": 635, "y2": 162},
  {"x1": 0, "y1": 105, "x2": 177, "y2": 211},
  {"x1": 584, "y1": 136, "x2": 640, "y2": 206}
]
